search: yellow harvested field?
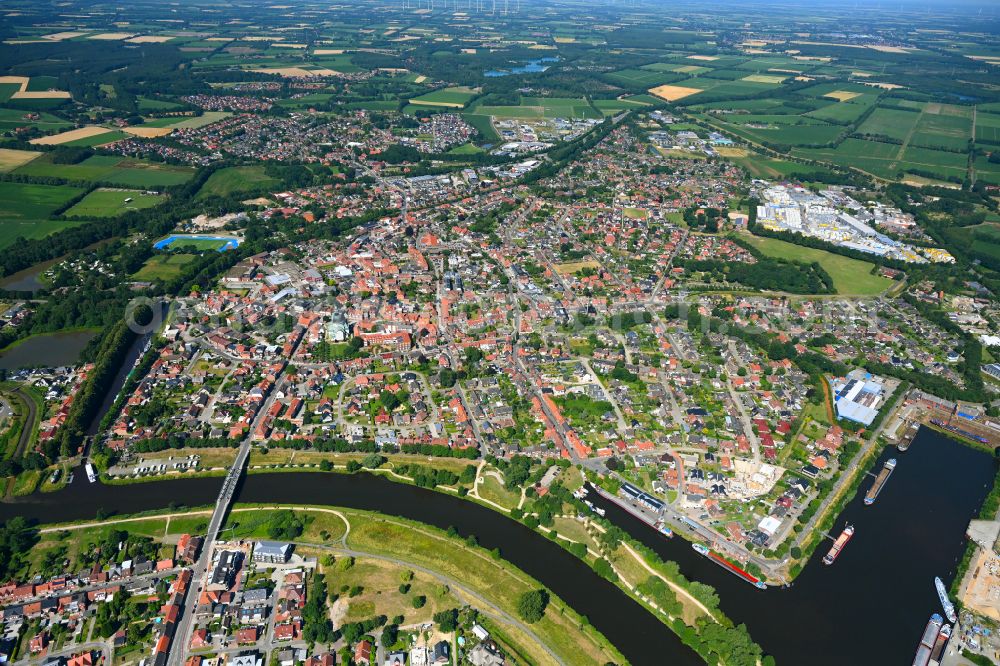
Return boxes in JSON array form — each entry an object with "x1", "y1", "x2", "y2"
[
  {"x1": 529, "y1": 44, "x2": 557, "y2": 50},
  {"x1": 823, "y1": 90, "x2": 862, "y2": 102},
  {"x1": 686, "y1": 55, "x2": 719, "y2": 61},
  {"x1": 11, "y1": 90, "x2": 71, "y2": 99},
  {"x1": 0, "y1": 76, "x2": 28, "y2": 92},
  {"x1": 41, "y1": 31, "x2": 87, "y2": 41},
  {"x1": 274, "y1": 43, "x2": 307, "y2": 49},
  {"x1": 790, "y1": 40, "x2": 917, "y2": 55},
  {"x1": 742, "y1": 74, "x2": 785, "y2": 84},
  {"x1": 714, "y1": 146, "x2": 748, "y2": 157},
  {"x1": 0, "y1": 149, "x2": 41, "y2": 172},
  {"x1": 554, "y1": 36, "x2": 575, "y2": 43},
  {"x1": 87, "y1": 32, "x2": 135, "y2": 40},
  {"x1": 406, "y1": 99, "x2": 464, "y2": 108},
  {"x1": 313, "y1": 48, "x2": 344, "y2": 54},
  {"x1": 871, "y1": 45, "x2": 912, "y2": 53},
  {"x1": 414, "y1": 75, "x2": 427, "y2": 83},
  {"x1": 254, "y1": 67, "x2": 340, "y2": 77},
  {"x1": 852, "y1": 71, "x2": 874, "y2": 77},
  {"x1": 205, "y1": 37, "x2": 232, "y2": 42},
  {"x1": 863, "y1": 81, "x2": 904, "y2": 90},
  {"x1": 123, "y1": 126, "x2": 174, "y2": 138},
  {"x1": 648, "y1": 84, "x2": 703, "y2": 102},
  {"x1": 126, "y1": 35, "x2": 174, "y2": 43},
  {"x1": 30, "y1": 126, "x2": 113, "y2": 145},
  {"x1": 768, "y1": 68, "x2": 801, "y2": 74}
]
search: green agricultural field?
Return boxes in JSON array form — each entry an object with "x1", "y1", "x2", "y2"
[
  {"x1": 197, "y1": 165, "x2": 278, "y2": 199},
  {"x1": 135, "y1": 116, "x2": 189, "y2": 128},
  {"x1": 472, "y1": 104, "x2": 543, "y2": 119},
  {"x1": 60, "y1": 130, "x2": 130, "y2": 147},
  {"x1": 909, "y1": 105, "x2": 972, "y2": 151},
  {"x1": 64, "y1": 189, "x2": 165, "y2": 217},
  {"x1": 0, "y1": 83, "x2": 20, "y2": 102},
  {"x1": 137, "y1": 96, "x2": 184, "y2": 111},
  {"x1": 621, "y1": 94, "x2": 660, "y2": 106},
  {"x1": 605, "y1": 68, "x2": 681, "y2": 87},
  {"x1": 975, "y1": 156, "x2": 1000, "y2": 185},
  {"x1": 856, "y1": 107, "x2": 920, "y2": 141},
  {"x1": 14, "y1": 154, "x2": 194, "y2": 187},
  {"x1": 170, "y1": 111, "x2": 230, "y2": 129},
  {"x1": 0, "y1": 108, "x2": 71, "y2": 133},
  {"x1": 461, "y1": 113, "x2": 499, "y2": 142},
  {"x1": 132, "y1": 254, "x2": 198, "y2": 281},
  {"x1": 722, "y1": 151, "x2": 826, "y2": 179},
  {"x1": 25, "y1": 76, "x2": 59, "y2": 92},
  {"x1": 743, "y1": 235, "x2": 894, "y2": 296},
  {"x1": 0, "y1": 181, "x2": 87, "y2": 248},
  {"x1": 900, "y1": 144, "x2": 969, "y2": 180},
  {"x1": 805, "y1": 97, "x2": 878, "y2": 124},
  {"x1": 346, "y1": 100, "x2": 400, "y2": 111},
  {"x1": 475, "y1": 96, "x2": 600, "y2": 120},
  {"x1": 715, "y1": 120, "x2": 843, "y2": 147},
  {"x1": 276, "y1": 93, "x2": 334, "y2": 108},
  {"x1": 409, "y1": 86, "x2": 479, "y2": 108},
  {"x1": 976, "y1": 112, "x2": 1000, "y2": 146},
  {"x1": 592, "y1": 98, "x2": 649, "y2": 116},
  {"x1": 793, "y1": 138, "x2": 908, "y2": 180},
  {"x1": 446, "y1": 142, "x2": 483, "y2": 155}
]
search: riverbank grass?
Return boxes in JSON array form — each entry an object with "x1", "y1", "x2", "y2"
[{"x1": 339, "y1": 508, "x2": 622, "y2": 666}]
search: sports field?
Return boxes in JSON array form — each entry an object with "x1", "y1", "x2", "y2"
[
  {"x1": 132, "y1": 254, "x2": 197, "y2": 281},
  {"x1": 64, "y1": 189, "x2": 165, "y2": 217},
  {"x1": 743, "y1": 235, "x2": 894, "y2": 296}
]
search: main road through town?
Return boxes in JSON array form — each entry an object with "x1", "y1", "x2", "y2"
[{"x1": 165, "y1": 378, "x2": 283, "y2": 666}]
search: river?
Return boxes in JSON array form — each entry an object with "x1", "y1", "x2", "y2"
[
  {"x1": 588, "y1": 428, "x2": 995, "y2": 665},
  {"x1": 0, "y1": 428, "x2": 992, "y2": 665}
]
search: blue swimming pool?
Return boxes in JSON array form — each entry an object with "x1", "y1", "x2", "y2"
[{"x1": 153, "y1": 234, "x2": 241, "y2": 252}]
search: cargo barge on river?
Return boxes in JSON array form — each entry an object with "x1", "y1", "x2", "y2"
[
  {"x1": 823, "y1": 525, "x2": 854, "y2": 565},
  {"x1": 864, "y1": 458, "x2": 896, "y2": 505},
  {"x1": 692, "y1": 543, "x2": 766, "y2": 589},
  {"x1": 913, "y1": 613, "x2": 948, "y2": 666}
]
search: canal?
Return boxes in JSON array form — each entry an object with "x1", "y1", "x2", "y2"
[{"x1": 0, "y1": 427, "x2": 993, "y2": 665}]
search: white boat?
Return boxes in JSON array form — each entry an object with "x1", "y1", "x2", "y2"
[
  {"x1": 85, "y1": 463, "x2": 97, "y2": 483},
  {"x1": 934, "y1": 577, "x2": 957, "y2": 623}
]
